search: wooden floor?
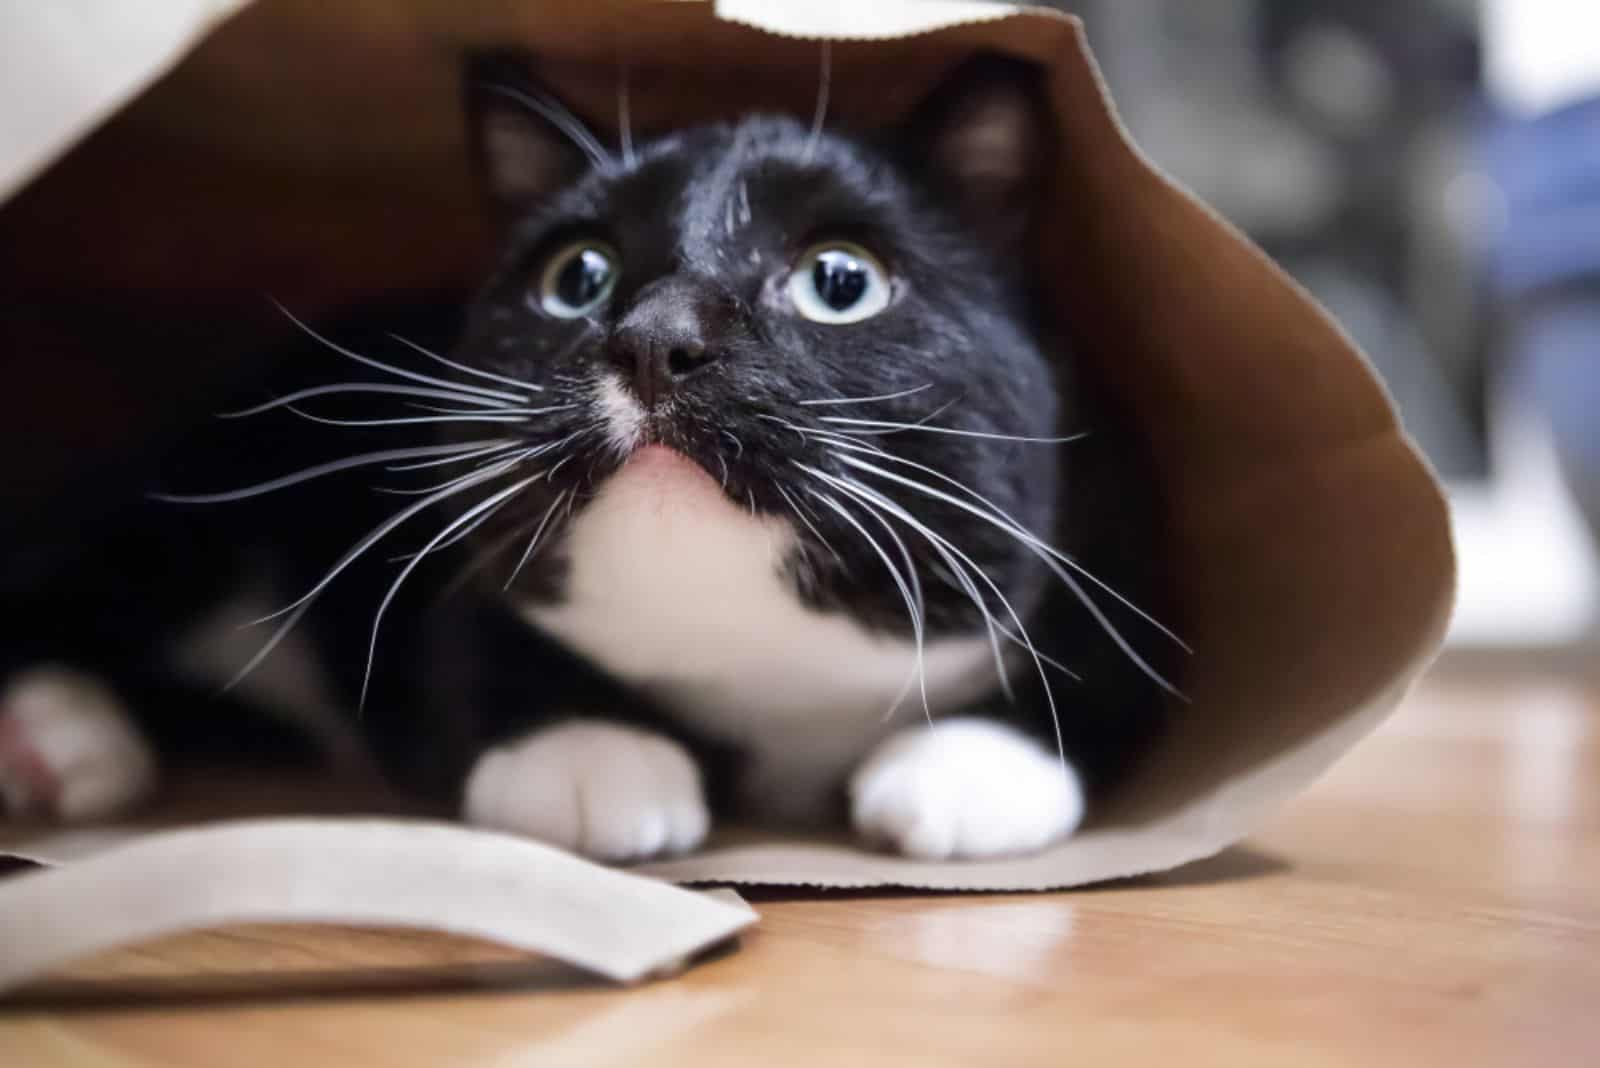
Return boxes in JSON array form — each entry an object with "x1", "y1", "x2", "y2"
[{"x1": 1, "y1": 661, "x2": 1596, "y2": 1066}]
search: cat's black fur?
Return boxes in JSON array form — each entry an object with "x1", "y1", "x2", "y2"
[{"x1": 1, "y1": 55, "x2": 1178, "y2": 828}]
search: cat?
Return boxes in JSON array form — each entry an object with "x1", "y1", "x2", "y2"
[{"x1": 0, "y1": 53, "x2": 1181, "y2": 862}]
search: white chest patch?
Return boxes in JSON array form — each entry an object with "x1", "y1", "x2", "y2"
[{"x1": 521, "y1": 447, "x2": 997, "y2": 821}]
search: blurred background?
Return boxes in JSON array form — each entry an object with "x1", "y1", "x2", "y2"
[{"x1": 1059, "y1": 0, "x2": 1600, "y2": 652}]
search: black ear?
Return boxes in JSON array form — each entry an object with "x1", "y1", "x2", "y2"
[
  {"x1": 901, "y1": 57, "x2": 1054, "y2": 251},
  {"x1": 463, "y1": 51, "x2": 598, "y2": 216}
]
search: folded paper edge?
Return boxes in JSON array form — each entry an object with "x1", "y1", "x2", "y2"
[
  {"x1": 0, "y1": 0, "x2": 256, "y2": 203},
  {"x1": 713, "y1": 0, "x2": 1029, "y2": 41},
  {"x1": 0, "y1": 818, "x2": 755, "y2": 993}
]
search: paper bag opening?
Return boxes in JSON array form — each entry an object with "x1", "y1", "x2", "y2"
[{"x1": 0, "y1": 0, "x2": 1455, "y2": 891}]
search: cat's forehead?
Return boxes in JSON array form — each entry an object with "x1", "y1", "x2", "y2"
[{"x1": 547, "y1": 116, "x2": 896, "y2": 263}]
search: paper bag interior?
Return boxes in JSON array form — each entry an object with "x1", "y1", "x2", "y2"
[{"x1": 0, "y1": 0, "x2": 1455, "y2": 889}]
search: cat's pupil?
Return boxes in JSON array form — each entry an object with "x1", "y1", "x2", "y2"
[
  {"x1": 557, "y1": 248, "x2": 613, "y2": 309},
  {"x1": 812, "y1": 250, "x2": 869, "y2": 311}
]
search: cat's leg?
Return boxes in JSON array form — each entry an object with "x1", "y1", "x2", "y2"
[
  {"x1": 0, "y1": 666, "x2": 158, "y2": 821},
  {"x1": 849, "y1": 716, "x2": 1084, "y2": 860},
  {"x1": 462, "y1": 719, "x2": 710, "y2": 862}
]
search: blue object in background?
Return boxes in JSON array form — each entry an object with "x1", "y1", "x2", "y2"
[
  {"x1": 1484, "y1": 96, "x2": 1600, "y2": 544},
  {"x1": 1483, "y1": 98, "x2": 1600, "y2": 299}
]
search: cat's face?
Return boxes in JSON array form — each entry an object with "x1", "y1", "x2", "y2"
[{"x1": 447, "y1": 57, "x2": 1063, "y2": 636}]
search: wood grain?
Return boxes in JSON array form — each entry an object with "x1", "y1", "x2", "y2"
[{"x1": 1, "y1": 663, "x2": 1596, "y2": 1066}]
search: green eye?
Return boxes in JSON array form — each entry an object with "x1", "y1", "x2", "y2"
[
  {"x1": 536, "y1": 239, "x2": 619, "y2": 318},
  {"x1": 787, "y1": 241, "x2": 892, "y2": 324}
]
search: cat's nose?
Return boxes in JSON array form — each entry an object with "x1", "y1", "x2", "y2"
[{"x1": 608, "y1": 277, "x2": 725, "y2": 409}]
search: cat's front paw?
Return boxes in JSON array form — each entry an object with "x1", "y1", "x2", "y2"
[
  {"x1": 462, "y1": 720, "x2": 709, "y2": 862},
  {"x1": 850, "y1": 718, "x2": 1084, "y2": 861},
  {"x1": 0, "y1": 667, "x2": 157, "y2": 821}
]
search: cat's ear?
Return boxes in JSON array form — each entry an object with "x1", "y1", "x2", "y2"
[
  {"x1": 463, "y1": 51, "x2": 596, "y2": 216},
  {"x1": 901, "y1": 56, "x2": 1054, "y2": 251}
]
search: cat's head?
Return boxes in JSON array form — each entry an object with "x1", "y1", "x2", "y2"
[{"x1": 448, "y1": 54, "x2": 1065, "y2": 634}]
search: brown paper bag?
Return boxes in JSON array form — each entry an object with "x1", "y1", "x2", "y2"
[{"x1": 0, "y1": 0, "x2": 1454, "y2": 984}]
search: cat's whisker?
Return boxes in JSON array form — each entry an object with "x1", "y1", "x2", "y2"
[
  {"x1": 800, "y1": 477, "x2": 931, "y2": 727},
  {"x1": 405, "y1": 404, "x2": 571, "y2": 417},
  {"x1": 828, "y1": 473, "x2": 1016, "y2": 705},
  {"x1": 377, "y1": 441, "x2": 565, "y2": 494},
  {"x1": 282, "y1": 406, "x2": 534, "y2": 429},
  {"x1": 360, "y1": 474, "x2": 545, "y2": 711},
  {"x1": 504, "y1": 491, "x2": 570, "y2": 591},
  {"x1": 220, "y1": 460, "x2": 517, "y2": 690},
  {"x1": 755, "y1": 412, "x2": 812, "y2": 446},
  {"x1": 220, "y1": 383, "x2": 514, "y2": 419},
  {"x1": 990, "y1": 622, "x2": 1082, "y2": 682},
  {"x1": 774, "y1": 483, "x2": 849, "y2": 576},
  {"x1": 545, "y1": 454, "x2": 576, "y2": 482},
  {"x1": 819, "y1": 415, "x2": 1089, "y2": 446},
  {"x1": 479, "y1": 83, "x2": 613, "y2": 172},
  {"x1": 616, "y1": 59, "x2": 637, "y2": 169},
  {"x1": 803, "y1": 487, "x2": 923, "y2": 720},
  {"x1": 437, "y1": 506, "x2": 552, "y2": 605},
  {"x1": 830, "y1": 444, "x2": 1190, "y2": 655},
  {"x1": 807, "y1": 464, "x2": 1021, "y2": 714},
  {"x1": 386, "y1": 334, "x2": 546, "y2": 395},
  {"x1": 384, "y1": 441, "x2": 526, "y2": 472},
  {"x1": 815, "y1": 466, "x2": 1071, "y2": 770},
  {"x1": 803, "y1": 41, "x2": 832, "y2": 164},
  {"x1": 271, "y1": 301, "x2": 528, "y2": 404},
  {"x1": 248, "y1": 459, "x2": 521, "y2": 628},
  {"x1": 797, "y1": 383, "x2": 935, "y2": 408},
  {"x1": 152, "y1": 441, "x2": 510, "y2": 503},
  {"x1": 834, "y1": 452, "x2": 1188, "y2": 700},
  {"x1": 386, "y1": 483, "x2": 519, "y2": 562}
]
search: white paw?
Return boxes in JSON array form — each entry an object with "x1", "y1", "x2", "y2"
[
  {"x1": 850, "y1": 718, "x2": 1084, "y2": 860},
  {"x1": 0, "y1": 667, "x2": 157, "y2": 821},
  {"x1": 462, "y1": 720, "x2": 710, "y2": 862}
]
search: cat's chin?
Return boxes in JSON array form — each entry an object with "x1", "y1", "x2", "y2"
[
  {"x1": 622, "y1": 443, "x2": 707, "y2": 477},
  {"x1": 610, "y1": 444, "x2": 734, "y2": 509}
]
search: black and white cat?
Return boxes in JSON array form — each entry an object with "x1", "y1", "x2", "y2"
[{"x1": 0, "y1": 55, "x2": 1180, "y2": 861}]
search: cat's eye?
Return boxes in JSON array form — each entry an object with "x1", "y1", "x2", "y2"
[
  {"x1": 787, "y1": 241, "x2": 892, "y2": 325},
  {"x1": 536, "y1": 239, "x2": 619, "y2": 318}
]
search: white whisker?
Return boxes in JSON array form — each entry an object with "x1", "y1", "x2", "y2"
[
  {"x1": 384, "y1": 441, "x2": 524, "y2": 472},
  {"x1": 832, "y1": 445, "x2": 1190, "y2": 655},
  {"x1": 819, "y1": 415, "x2": 1088, "y2": 446},
  {"x1": 829, "y1": 473, "x2": 1016, "y2": 703},
  {"x1": 406, "y1": 404, "x2": 569, "y2": 417},
  {"x1": 386, "y1": 483, "x2": 519, "y2": 561},
  {"x1": 504, "y1": 491, "x2": 569, "y2": 591},
  {"x1": 802, "y1": 482, "x2": 930, "y2": 725},
  {"x1": 249, "y1": 458, "x2": 520, "y2": 627},
  {"x1": 360, "y1": 474, "x2": 543, "y2": 710},
  {"x1": 835, "y1": 452, "x2": 1187, "y2": 699},
  {"x1": 798, "y1": 383, "x2": 935, "y2": 407},
  {"x1": 812, "y1": 466, "x2": 1070, "y2": 770},
  {"x1": 220, "y1": 460, "x2": 515, "y2": 690},
  {"x1": 386, "y1": 333, "x2": 545, "y2": 394},
  {"x1": 152, "y1": 441, "x2": 507, "y2": 503},
  {"x1": 617, "y1": 59, "x2": 636, "y2": 169},
  {"x1": 221, "y1": 383, "x2": 512, "y2": 419},
  {"x1": 775, "y1": 483, "x2": 849, "y2": 575},
  {"x1": 480, "y1": 84, "x2": 612, "y2": 171},
  {"x1": 271, "y1": 301, "x2": 527, "y2": 403},
  {"x1": 803, "y1": 41, "x2": 832, "y2": 163},
  {"x1": 283, "y1": 406, "x2": 530, "y2": 429}
]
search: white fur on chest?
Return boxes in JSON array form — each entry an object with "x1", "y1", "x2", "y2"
[{"x1": 521, "y1": 450, "x2": 995, "y2": 820}]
